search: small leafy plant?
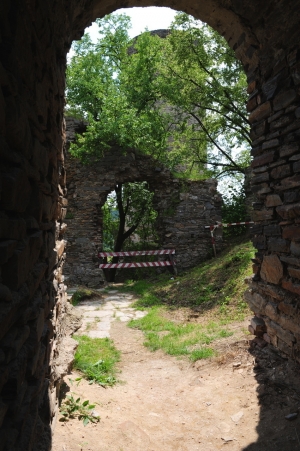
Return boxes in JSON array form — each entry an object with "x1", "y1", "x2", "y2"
[
  {"x1": 71, "y1": 288, "x2": 97, "y2": 306},
  {"x1": 60, "y1": 394, "x2": 100, "y2": 426},
  {"x1": 73, "y1": 335, "x2": 120, "y2": 386}
]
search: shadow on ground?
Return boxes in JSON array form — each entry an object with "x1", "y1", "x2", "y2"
[{"x1": 243, "y1": 343, "x2": 300, "y2": 451}]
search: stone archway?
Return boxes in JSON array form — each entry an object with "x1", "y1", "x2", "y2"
[
  {"x1": 64, "y1": 118, "x2": 222, "y2": 287},
  {"x1": 1, "y1": 1, "x2": 300, "y2": 449}
]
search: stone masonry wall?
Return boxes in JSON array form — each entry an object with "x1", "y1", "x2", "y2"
[
  {"x1": 244, "y1": 57, "x2": 300, "y2": 361},
  {"x1": 0, "y1": 2, "x2": 80, "y2": 450},
  {"x1": 65, "y1": 118, "x2": 222, "y2": 286},
  {"x1": 1, "y1": 0, "x2": 300, "y2": 449},
  {"x1": 156, "y1": 179, "x2": 222, "y2": 269}
]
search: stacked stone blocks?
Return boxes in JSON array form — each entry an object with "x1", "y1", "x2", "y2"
[
  {"x1": 65, "y1": 118, "x2": 222, "y2": 286},
  {"x1": 245, "y1": 53, "x2": 300, "y2": 362}
]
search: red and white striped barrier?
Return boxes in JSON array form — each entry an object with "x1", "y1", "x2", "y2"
[
  {"x1": 204, "y1": 221, "x2": 254, "y2": 257},
  {"x1": 204, "y1": 221, "x2": 254, "y2": 229},
  {"x1": 98, "y1": 249, "x2": 175, "y2": 257},
  {"x1": 98, "y1": 249, "x2": 177, "y2": 273},
  {"x1": 99, "y1": 261, "x2": 173, "y2": 269}
]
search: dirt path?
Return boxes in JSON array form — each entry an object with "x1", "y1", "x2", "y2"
[{"x1": 53, "y1": 292, "x2": 300, "y2": 451}]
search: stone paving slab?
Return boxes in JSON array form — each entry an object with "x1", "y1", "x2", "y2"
[
  {"x1": 76, "y1": 305, "x2": 103, "y2": 311},
  {"x1": 83, "y1": 310, "x2": 114, "y2": 318},
  {"x1": 88, "y1": 330, "x2": 110, "y2": 339},
  {"x1": 110, "y1": 301, "x2": 132, "y2": 307},
  {"x1": 74, "y1": 290, "x2": 147, "y2": 338}
]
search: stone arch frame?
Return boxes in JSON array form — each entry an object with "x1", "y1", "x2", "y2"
[
  {"x1": 64, "y1": 118, "x2": 222, "y2": 286},
  {"x1": 1, "y1": 1, "x2": 300, "y2": 449}
]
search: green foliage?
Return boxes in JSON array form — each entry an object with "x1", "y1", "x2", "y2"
[
  {"x1": 73, "y1": 335, "x2": 120, "y2": 386},
  {"x1": 65, "y1": 211, "x2": 74, "y2": 219},
  {"x1": 66, "y1": 12, "x2": 249, "y2": 179},
  {"x1": 66, "y1": 14, "x2": 169, "y2": 163},
  {"x1": 60, "y1": 394, "x2": 100, "y2": 426},
  {"x1": 117, "y1": 238, "x2": 254, "y2": 361},
  {"x1": 122, "y1": 182, "x2": 158, "y2": 248},
  {"x1": 120, "y1": 238, "x2": 254, "y2": 319},
  {"x1": 71, "y1": 288, "x2": 97, "y2": 306},
  {"x1": 102, "y1": 195, "x2": 120, "y2": 252},
  {"x1": 222, "y1": 183, "x2": 247, "y2": 237},
  {"x1": 101, "y1": 181, "x2": 158, "y2": 274},
  {"x1": 128, "y1": 307, "x2": 232, "y2": 360},
  {"x1": 147, "y1": 13, "x2": 250, "y2": 177},
  {"x1": 101, "y1": 181, "x2": 158, "y2": 254}
]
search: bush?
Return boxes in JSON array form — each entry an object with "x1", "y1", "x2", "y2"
[{"x1": 221, "y1": 184, "x2": 247, "y2": 237}]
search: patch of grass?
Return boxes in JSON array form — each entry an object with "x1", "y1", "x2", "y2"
[
  {"x1": 65, "y1": 211, "x2": 74, "y2": 219},
  {"x1": 128, "y1": 307, "x2": 233, "y2": 361},
  {"x1": 73, "y1": 335, "x2": 120, "y2": 386},
  {"x1": 190, "y1": 348, "x2": 215, "y2": 361},
  {"x1": 121, "y1": 279, "x2": 162, "y2": 308},
  {"x1": 120, "y1": 237, "x2": 254, "y2": 321},
  {"x1": 71, "y1": 288, "x2": 99, "y2": 306},
  {"x1": 120, "y1": 237, "x2": 254, "y2": 362}
]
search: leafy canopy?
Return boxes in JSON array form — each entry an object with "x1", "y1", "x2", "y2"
[{"x1": 66, "y1": 12, "x2": 250, "y2": 179}]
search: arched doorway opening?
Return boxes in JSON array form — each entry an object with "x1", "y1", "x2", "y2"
[{"x1": 1, "y1": 1, "x2": 300, "y2": 450}]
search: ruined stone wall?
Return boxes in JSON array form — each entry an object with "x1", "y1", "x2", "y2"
[
  {"x1": 245, "y1": 58, "x2": 300, "y2": 361},
  {"x1": 1, "y1": 0, "x2": 300, "y2": 449},
  {"x1": 0, "y1": 2, "x2": 79, "y2": 450},
  {"x1": 157, "y1": 179, "x2": 222, "y2": 269},
  {"x1": 65, "y1": 118, "x2": 222, "y2": 286}
]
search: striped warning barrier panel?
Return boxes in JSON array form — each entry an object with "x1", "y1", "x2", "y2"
[
  {"x1": 98, "y1": 249, "x2": 176, "y2": 272},
  {"x1": 204, "y1": 221, "x2": 254, "y2": 229},
  {"x1": 98, "y1": 249, "x2": 175, "y2": 257},
  {"x1": 204, "y1": 221, "x2": 254, "y2": 257},
  {"x1": 99, "y1": 261, "x2": 173, "y2": 269}
]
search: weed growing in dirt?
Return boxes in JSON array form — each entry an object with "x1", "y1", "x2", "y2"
[
  {"x1": 60, "y1": 394, "x2": 100, "y2": 426},
  {"x1": 73, "y1": 335, "x2": 120, "y2": 386},
  {"x1": 128, "y1": 307, "x2": 233, "y2": 360},
  {"x1": 71, "y1": 288, "x2": 99, "y2": 306}
]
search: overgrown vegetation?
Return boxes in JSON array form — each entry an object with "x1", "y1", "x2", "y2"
[
  {"x1": 222, "y1": 184, "x2": 248, "y2": 237},
  {"x1": 73, "y1": 335, "x2": 120, "y2": 386},
  {"x1": 101, "y1": 181, "x2": 159, "y2": 281},
  {"x1": 121, "y1": 237, "x2": 254, "y2": 360},
  {"x1": 66, "y1": 12, "x2": 249, "y2": 180},
  {"x1": 71, "y1": 288, "x2": 99, "y2": 306},
  {"x1": 60, "y1": 394, "x2": 100, "y2": 426},
  {"x1": 128, "y1": 308, "x2": 232, "y2": 360}
]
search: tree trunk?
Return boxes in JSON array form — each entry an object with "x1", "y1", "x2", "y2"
[{"x1": 104, "y1": 183, "x2": 147, "y2": 282}]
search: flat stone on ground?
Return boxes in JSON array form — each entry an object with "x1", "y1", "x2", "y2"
[{"x1": 73, "y1": 289, "x2": 146, "y2": 338}]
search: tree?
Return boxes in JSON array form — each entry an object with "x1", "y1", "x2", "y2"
[
  {"x1": 66, "y1": 12, "x2": 251, "y2": 280},
  {"x1": 66, "y1": 12, "x2": 250, "y2": 179},
  {"x1": 101, "y1": 182, "x2": 157, "y2": 282},
  {"x1": 66, "y1": 15, "x2": 170, "y2": 164},
  {"x1": 122, "y1": 13, "x2": 250, "y2": 178}
]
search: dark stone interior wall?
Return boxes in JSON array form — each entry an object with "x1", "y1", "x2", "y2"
[
  {"x1": 0, "y1": 2, "x2": 78, "y2": 450},
  {"x1": 64, "y1": 118, "x2": 222, "y2": 287},
  {"x1": 1, "y1": 0, "x2": 300, "y2": 449}
]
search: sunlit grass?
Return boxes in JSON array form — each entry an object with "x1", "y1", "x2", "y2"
[
  {"x1": 128, "y1": 307, "x2": 233, "y2": 360},
  {"x1": 121, "y1": 238, "x2": 254, "y2": 320},
  {"x1": 119, "y1": 237, "x2": 254, "y2": 361},
  {"x1": 73, "y1": 335, "x2": 120, "y2": 386}
]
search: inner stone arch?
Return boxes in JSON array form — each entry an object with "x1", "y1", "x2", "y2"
[
  {"x1": 64, "y1": 118, "x2": 222, "y2": 287},
  {"x1": 71, "y1": 0, "x2": 260, "y2": 72}
]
